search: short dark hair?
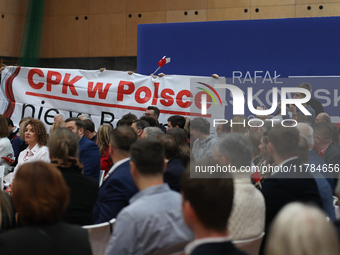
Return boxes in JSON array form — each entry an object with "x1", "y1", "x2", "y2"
[
  {"x1": 157, "y1": 134, "x2": 177, "y2": 159},
  {"x1": 13, "y1": 162, "x2": 69, "y2": 224},
  {"x1": 167, "y1": 115, "x2": 186, "y2": 129},
  {"x1": 130, "y1": 138, "x2": 165, "y2": 176},
  {"x1": 110, "y1": 126, "x2": 137, "y2": 152},
  {"x1": 0, "y1": 115, "x2": 9, "y2": 138},
  {"x1": 84, "y1": 119, "x2": 95, "y2": 132},
  {"x1": 6, "y1": 117, "x2": 14, "y2": 127},
  {"x1": 268, "y1": 125, "x2": 299, "y2": 158},
  {"x1": 65, "y1": 117, "x2": 86, "y2": 132},
  {"x1": 117, "y1": 113, "x2": 138, "y2": 127},
  {"x1": 133, "y1": 119, "x2": 150, "y2": 130},
  {"x1": 182, "y1": 158, "x2": 234, "y2": 232},
  {"x1": 313, "y1": 122, "x2": 332, "y2": 143},
  {"x1": 191, "y1": 118, "x2": 210, "y2": 135},
  {"x1": 299, "y1": 82, "x2": 312, "y2": 92},
  {"x1": 140, "y1": 116, "x2": 157, "y2": 127},
  {"x1": 147, "y1": 106, "x2": 160, "y2": 117}
]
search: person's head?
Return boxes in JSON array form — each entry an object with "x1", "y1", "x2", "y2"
[
  {"x1": 315, "y1": 112, "x2": 331, "y2": 123},
  {"x1": 48, "y1": 128, "x2": 80, "y2": 169},
  {"x1": 298, "y1": 82, "x2": 312, "y2": 92},
  {"x1": 167, "y1": 127, "x2": 188, "y2": 145},
  {"x1": 12, "y1": 162, "x2": 69, "y2": 225},
  {"x1": 6, "y1": 117, "x2": 14, "y2": 133},
  {"x1": 181, "y1": 158, "x2": 233, "y2": 234},
  {"x1": 145, "y1": 106, "x2": 160, "y2": 120},
  {"x1": 20, "y1": 119, "x2": 47, "y2": 147},
  {"x1": 157, "y1": 134, "x2": 177, "y2": 160},
  {"x1": 268, "y1": 125, "x2": 299, "y2": 162},
  {"x1": 265, "y1": 203, "x2": 340, "y2": 255},
  {"x1": 245, "y1": 130, "x2": 262, "y2": 160},
  {"x1": 258, "y1": 133, "x2": 271, "y2": 162},
  {"x1": 117, "y1": 113, "x2": 138, "y2": 127},
  {"x1": 131, "y1": 119, "x2": 150, "y2": 139},
  {"x1": 0, "y1": 115, "x2": 10, "y2": 138},
  {"x1": 110, "y1": 126, "x2": 137, "y2": 161},
  {"x1": 97, "y1": 124, "x2": 114, "y2": 156},
  {"x1": 78, "y1": 114, "x2": 91, "y2": 121},
  {"x1": 215, "y1": 122, "x2": 231, "y2": 137},
  {"x1": 296, "y1": 123, "x2": 314, "y2": 149},
  {"x1": 64, "y1": 117, "x2": 86, "y2": 140},
  {"x1": 130, "y1": 138, "x2": 165, "y2": 180},
  {"x1": 142, "y1": 126, "x2": 164, "y2": 138},
  {"x1": 313, "y1": 122, "x2": 333, "y2": 153},
  {"x1": 230, "y1": 115, "x2": 249, "y2": 134},
  {"x1": 49, "y1": 119, "x2": 65, "y2": 133},
  {"x1": 167, "y1": 115, "x2": 186, "y2": 130},
  {"x1": 84, "y1": 119, "x2": 96, "y2": 139},
  {"x1": 54, "y1": 113, "x2": 65, "y2": 121},
  {"x1": 190, "y1": 118, "x2": 210, "y2": 139},
  {"x1": 248, "y1": 118, "x2": 263, "y2": 132},
  {"x1": 139, "y1": 116, "x2": 157, "y2": 127}
]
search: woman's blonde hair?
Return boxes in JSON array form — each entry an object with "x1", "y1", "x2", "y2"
[
  {"x1": 265, "y1": 202, "x2": 340, "y2": 255},
  {"x1": 97, "y1": 124, "x2": 113, "y2": 156},
  {"x1": 50, "y1": 119, "x2": 65, "y2": 133}
]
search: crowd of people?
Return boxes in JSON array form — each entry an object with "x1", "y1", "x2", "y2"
[{"x1": 0, "y1": 81, "x2": 339, "y2": 254}]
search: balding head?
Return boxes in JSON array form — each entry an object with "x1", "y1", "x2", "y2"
[{"x1": 315, "y1": 112, "x2": 331, "y2": 123}]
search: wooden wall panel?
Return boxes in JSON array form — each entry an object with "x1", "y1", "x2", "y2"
[
  {"x1": 89, "y1": 0, "x2": 126, "y2": 15},
  {"x1": 0, "y1": 14, "x2": 25, "y2": 56},
  {"x1": 207, "y1": 8, "x2": 250, "y2": 21},
  {"x1": 166, "y1": 10, "x2": 207, "y2": 23},
  {"x1": 89, "y1": 13, "x2": 126, "y2": 57},
  {"x1": 126, "y1": 11, "x2": 166, "y2": 56},
  {"x1": 40, "y1": 16, "x2": 53, "y2": 58},
  {"x1": 166, "y1": 0, "x2": 208, "y2": 11},
  {"x1": 251, "y1": 0, "x2": 295, "y2": 7},
  {"x1": 208, "y1": 0, "x2": 250, "y2": 8},
  {"x1": 11, "y1": 0, "x2": 28, "y2": 15},
  {"x1": 250, "y1": 5, "x2": 296, "y2": 19},
  {"x1": 297, "y1": 3, "x2": 340, "y2": 17},
  {"x1": 44, "y1": 0, "x2": 53, "y2": 17},
  {"x1": 126, "y1": 0, "x2": 166, "y2": 13},
  {"x1": 52, "y1": 0, "x2": 89, "y2": 16},
  {"x1": 52, "y1": 15, "x2": 89, "y2": 57}
]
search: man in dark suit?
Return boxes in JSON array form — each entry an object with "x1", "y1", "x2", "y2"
[
  {"x1": 93, "y1": 126, "x2": 138, "y2": 223},
  {"x1": 182, "y1": 158, "x2": 247, "y2": 255},
  {"x1": 65, "y1": 117, "x2": 101, "y2": 182},
  {"x1": 260, "y1": 125, "x2": 322, "y2": 254},
  {"x1": 313, "y1": 122, "x2": 340, "y2": 179}
]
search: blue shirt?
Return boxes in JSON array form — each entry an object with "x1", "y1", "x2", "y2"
[{"x1": 104, "y1": 183, "x2": 193, "y2": 255}]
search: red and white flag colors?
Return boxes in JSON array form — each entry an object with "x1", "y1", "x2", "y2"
[{"x1": 158, "y1": 56, "x2": 171, "y2": 67}]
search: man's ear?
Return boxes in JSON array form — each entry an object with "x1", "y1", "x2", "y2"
[
  {"x1": 268, "y1": 142, "x2": 275, "y2": 156},
  {"x1": 79, "y1": 127, "x2": 84, "y2": 136},
  {"x1": 130, "y1": 161, "x2": 137, "y2": 178},
  {"x1": 109, "y1": 144, "x2": 114, "y2": 156},
  {"x1": 220, "y1": 155, "x2": 229, "y2": 166},
  {"x1": 137, "y1": 129, "x2": 143, "y2": 137},
  {"x1": 182, "y1": 199, "x2": 197, "y2": 228},
  {"x1": 163, "y1": 159, "x2": 168, "y2": 172}
]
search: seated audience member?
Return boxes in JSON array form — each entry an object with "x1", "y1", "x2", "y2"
[
  {"x1": 139, "y1": 115, "x2": 157, "y2": 127},
  {"x1": 299, "y1": 82, "x2": 324, "y2": 116},
  {"x1": 291, "y1": 90, "x2": 316, "y2": 123},
  {"x1": 6, "y1": 118, "x2": 19, "y2": 142},
  {"x1": 0, "y1": 115, "x2": 14, "y2": 175},
  {"x1": 231, "y1": 115, "x2": 250, "y2": 134},
  {"x1": 316, "y1": 112, "x2": 331, "y2": 123},
  {"x1": 167, "y1": 115, "x2": 186, "y2": 130},
  {"x1": 49, "y1": 128, "x2": 98, "y2": 225},
  {"x1": 131, "y1": 119, "x2": 149, "y2": 140},
  {"x1": 265, "y1": 203, "x2": 339, "y2": 255},
  {"x1": 313, "y1": 122, "x2": 340, "y2": 178},
  {"x1": 182, "y1": 159, "x2": 247, "y2": 255},
  {"x1": 105, "y1": 138, "x2": 193, "y2": 255},
  {"x1": 334, "y1": 175, "x2": 340, "y2": 240},
  {"x1": 144, "y1": 106, "x2": 166, "y2": 132},
  {"x1": 142, "y1": 126, "x2": 164, "y2": 138},
  {"x1": 11, "y1": 117, "x2": 32, "y2": 167},
  {"x1": 0, "y1": 190, "x2": 15, "y2": 233},
  {"x1": 248, "y1": 118, "x2": 263, "y2": 132},
  {"x1": 214, "y1": 133, "x2": 265, "y2": 241},
  {"x1": 158, "y1": 134, "x2": 185, "y2": 192},
  {"x1": 0, "y1": 162, "x2": 92, "y2": 255},
  {"x1": 191, "y1": 118, "x2": 218, "y2": 160},
  {"x1": 167, "y1": 128, "x2": 190, "y2": 168},
  {"x1": 245, "y1": 130, "x2": 262, "y2": 165},
  {"x1": 49, "y1": 119, "x2": 65, "y2": 133},
  {"x1": 78, "y1": 113, "x2": 91, "y2": 121},
  {"x1": 97, "y1": 124, "x2": 114, "y2": 175},
  {"x1": 297, "y1": 135, "x2": 335, "y2": 220},
  {"x1": 216, "y1": 122, "x2": 231, "y2": 137},
  {"x1": 116, "y1": 112, "x2": 137, "y2": 127},
  {"x1": 260, "y1": 125, "x2": 322, "y2": 254},
  {"x1": 65, "y1": 117, "x2": 101, "y2": 182},
  {"x1": 329, "y1": 122, "x2": 340, "y2": 147},
  {"x1": 93, "y1": 126, "x2": 138, "y2": 223},
  {"x1": 297, "y1": 123, "x2": 334, "y2": 189},
  {"x1": 84, "y1": 119, "x2": 97, "y2": 143}
]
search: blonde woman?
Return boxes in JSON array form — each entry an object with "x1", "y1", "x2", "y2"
[
  {"x1": 96, "y1": 124, "x2": 114, "y2": 175},
  {"x1": 265, "y1": 203, "x2": 340, "y2": 255}
]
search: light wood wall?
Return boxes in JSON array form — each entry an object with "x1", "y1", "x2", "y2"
[{"x1": 1, "y1": 0, "x2": 340, "y2": 58}]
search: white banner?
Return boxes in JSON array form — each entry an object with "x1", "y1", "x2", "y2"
[{"x1": 0, "y1": 66, "x2": 225, "y2": 132}]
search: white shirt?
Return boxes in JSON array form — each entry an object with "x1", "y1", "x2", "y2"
[{"x1": 14, "y1": 143, "x2": 50, "y2": 174}]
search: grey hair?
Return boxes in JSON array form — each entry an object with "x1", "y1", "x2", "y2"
[
  {"x1": 54, "y1": 113, "x2": 65, "y2": 121},
  {"x1": 143, "y1": 127, "x2": 164, "y2": 138},
  {"x1": 215, "y1": 133, "x2": 253, "y2": 168},
  {"x1": 78, "y1": 114, "x2": 92, "y2": 120},
  {"x1": 265, "y1": 203, "x2": 340, "y2": 255},
  {"x1": 296, "y1": 123, "x2": 314, "y2": 147}
]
